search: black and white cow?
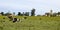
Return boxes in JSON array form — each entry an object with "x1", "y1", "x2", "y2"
[
  {"x1": 13, "y1": 18, "x2": 20, "y2": 23},
  {"x1": 7, "y1": 15, "x2": 21, "y2": 23}
]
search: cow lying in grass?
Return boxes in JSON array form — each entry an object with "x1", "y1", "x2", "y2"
[
  {"x1": 7, "y1": 16, "x2": 28, "y2": 23},
  {"x1": 13, "y1": 18, "x2": 20, "y2": 23},
  {"x1": 8, "y1": 16, "x2": 13, "y2": 21},
  {"x1": 7, "y1": 16, "x2": 20, "y2": 23}
]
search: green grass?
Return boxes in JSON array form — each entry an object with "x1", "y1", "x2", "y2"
[{"x1": 0, "y1": 16, "x2": 60, "y2": 30}]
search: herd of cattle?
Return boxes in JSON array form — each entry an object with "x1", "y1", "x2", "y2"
[
  {"x1": 7, "y1": 15, "x2": 27, "y2": 23},
  {"x1": 2, "y1": 15, "x2": 42, "y2": 23}
]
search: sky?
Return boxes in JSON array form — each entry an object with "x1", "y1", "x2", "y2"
[{"x1": 0, "y1": 0, "x2": 60, "y2": 15}]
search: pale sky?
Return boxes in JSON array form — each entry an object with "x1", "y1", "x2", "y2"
[{"x1": 0, "y1": 0, "x2": 60, "y2": 15}]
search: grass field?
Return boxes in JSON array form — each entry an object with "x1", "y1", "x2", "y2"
[{"x1": 0, "y1": 16, "x2": 60, "y2": 30}]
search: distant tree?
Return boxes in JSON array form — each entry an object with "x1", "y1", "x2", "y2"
[
  {"x1": 22, "y1": 12, "x2": 25, "y2": 16},
  {"x1": 13, "y1": 12, "x2": 15, "y2": 15},
  {"x1": 45, "y1": 13, "x2": 50, "y2": 16},
  {"x1": 5, "y1": 12, "x2": 12, "y2": 16},
  {"x1": 31, "y1": 8, "x2": 35, "y2": 16},
  {"x1": 20, "y1": 14, "x2": 23, "y2": 16},
  {"x1": 37, "y1": 15, "x2": 41, "y2": 16},
  {"x1": 25, "y1": 12, "x2": 29, "y2": 16},
  {"x1": 58, "y1": 12, "x2": 60, "y2": 16},
  {"x1": 18, "y1": 12, "x2": 21, "y2": 16},
  {"x1": 0, "y1": 12, "x2": 4, "y2": 16}
]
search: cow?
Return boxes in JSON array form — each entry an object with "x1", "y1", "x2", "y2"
[
  {"x1": 7, "y1": 15, "x2": 13, "y2": 21},
  {"x1": 7, "y1": 15, "x2": 20, "y2": 23},
  {"x1": 13, "y1": 18, "x2": 17, "y2": 23},
  {"x1": 13, "y1": 18, "x2": 20, "y2": 23}
]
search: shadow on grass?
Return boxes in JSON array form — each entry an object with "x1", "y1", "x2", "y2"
[{"x1": 0, "y1": 26, "x2": 3, "y2": 30}]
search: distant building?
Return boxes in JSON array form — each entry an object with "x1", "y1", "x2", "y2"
[
  {"x1": 50, "y1": 10, "x2": 53, "y2": 15},
  {"x1": 53, "y1": 13, "x2": 57, "y2": 17},
  {"x1": 45, "y1": 10, "x2": 53, "y2": 17},
  {"x1": 45, "y1": 10, "x2": 60, "y2": 17},
  {"x1": 57, "y1": 12, "x2": 60, "y2": 16}
]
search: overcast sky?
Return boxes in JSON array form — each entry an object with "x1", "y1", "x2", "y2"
[{"x1": 0, "y1": 0, "x2": 60, "y2": 15}]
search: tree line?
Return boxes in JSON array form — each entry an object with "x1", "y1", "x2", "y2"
[
  {"x1": 0, "y1": 8, "x2": 60, "y2": 17},
  {"x1": 0, "y1": 8, "x2": 35, "y2": 16}
]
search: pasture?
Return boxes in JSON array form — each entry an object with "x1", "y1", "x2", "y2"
[{"x1": 0, "y1": 16, "x2": 60, "y2": 30}]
